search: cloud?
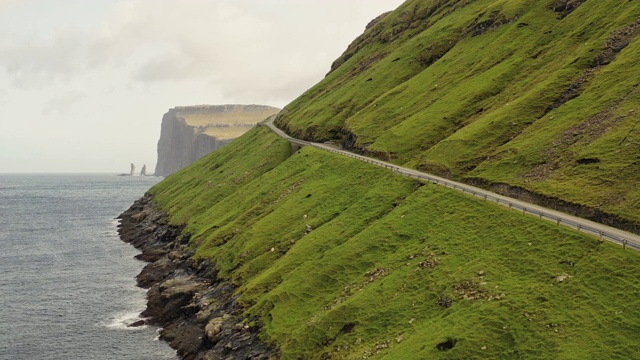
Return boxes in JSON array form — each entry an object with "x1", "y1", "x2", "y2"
[
  {"x1": 97, "y1": 0, "x2": 404, "y2": 102},
  {"x1": 42, "y1": 91, "x2": 85, "y2": 115},
  {"x1": 0, "y1": 0, "x2": 18, "y2": 7},
  {"x1": 91, "y1": 0, "x2": 271, "y2": 79},
  {"x1": 0, "y1": 0, "x2": 403, "y2": 102},
  {"x1": 0, "y1": 31, "x2": 88, "y2": 88}
]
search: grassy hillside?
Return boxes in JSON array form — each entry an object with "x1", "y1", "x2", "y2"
[
  {"x1": 275, "y1": 0, "x2": 640, "y2": 227},
  {"x1": 149, "y1": 127, "x2": 640, "y2": 359}
]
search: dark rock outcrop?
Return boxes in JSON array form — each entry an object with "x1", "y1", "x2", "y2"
[
  {"x1": 117, "y1": 196, "x2": 275, "y2": 360},
  {"x1": 465, "y1": 178, "x2": 640, "y2": 235},
  {"x1": 154, "y1": 105, "x2": 280, "y2": 177}
]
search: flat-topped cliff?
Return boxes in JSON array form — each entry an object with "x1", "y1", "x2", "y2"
[{"x1": 154, "y1": 104, "x2": 280, "y2": 177}]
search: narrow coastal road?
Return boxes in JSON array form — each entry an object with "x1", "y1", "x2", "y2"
[{"x1": 263, "y1": 115, "x2": 640, "y2": 251}]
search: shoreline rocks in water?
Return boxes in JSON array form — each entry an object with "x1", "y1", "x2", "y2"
[
  {"x1": 117, "y1": 195, "x2": 275, "y2": 360},
  {"x1": 128, "y1": 320, "x2": 147, "y2": 328}
]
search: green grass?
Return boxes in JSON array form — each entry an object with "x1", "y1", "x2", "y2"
[
  {"x1": 150, "y1": 126, "x2": 292, "y2": 225},
  {"x1": 275, "y1": 0, "x2": 640, "y2": 224},
  {"x1": 147, "y1": 1, "x2": 640, "y2": 357},
  {"x1": 149, "y1": 127, "x2": 640, "y2": 359}
]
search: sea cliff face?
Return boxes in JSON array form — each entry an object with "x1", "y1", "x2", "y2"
[{"x1": 154, "y1": 105, "x2": 280, "y2": 177}]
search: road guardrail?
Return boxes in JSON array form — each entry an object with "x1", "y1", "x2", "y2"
[{"x1": 261, "y1": 118, "x2": 640, "y2": 251}]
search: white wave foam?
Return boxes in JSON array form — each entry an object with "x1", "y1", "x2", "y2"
[
  {"x1": 105, "y1": 218, "x2": 122, "y2": 238},
  {"x1": 100, "y1": 311, "x2": 148, "y2": 331}
]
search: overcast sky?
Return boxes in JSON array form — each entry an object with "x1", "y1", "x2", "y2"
[{"x1": 0, "y1": 0, "x2": 404, "y2": 173}]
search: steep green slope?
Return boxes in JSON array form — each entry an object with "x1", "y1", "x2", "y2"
[
  {"x1": 275, "y1": 0, "x2": 640, "y2": 228},
  {"x1": 149, "y1": 127, "x2": 640, "y2": 359}
]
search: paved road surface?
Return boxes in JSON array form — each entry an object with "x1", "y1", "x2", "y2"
[{"x1": 263, "y1": 116, "x2": 640, "y2": 251}]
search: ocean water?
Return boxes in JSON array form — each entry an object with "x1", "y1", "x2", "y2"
[{"x1": 0, "y1": 174, "x2": 177, "y2": 360}]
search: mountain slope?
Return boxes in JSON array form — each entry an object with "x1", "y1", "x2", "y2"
[
  {"x1": 130, "y1": 1, "x2": 640, "y2": 359},
  {"x1": 275, "y1": 0, "x2": 640, "y2": 229},
  {"x1": 146, "y1": 126, "x2": 640, "y2": 359}
]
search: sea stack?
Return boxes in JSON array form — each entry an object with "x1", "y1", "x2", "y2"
[
  {"x1": 130, "y1": 163, "x2": 136, "y2": 176},
  {"x1": 140, "y1": 165, "x2": 147, "y2": 177},
  {"x1": 154, "y1": 104, "x2": 280, "y2": 177}
]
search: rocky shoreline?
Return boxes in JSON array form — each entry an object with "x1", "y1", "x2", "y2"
[{"x1": 117, "y1": 195, "x2": 275, "y2": 360}]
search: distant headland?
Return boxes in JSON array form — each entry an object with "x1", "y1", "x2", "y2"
[{"x1": 154, "y1": 104, "x2": 280, "y2": 177}]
